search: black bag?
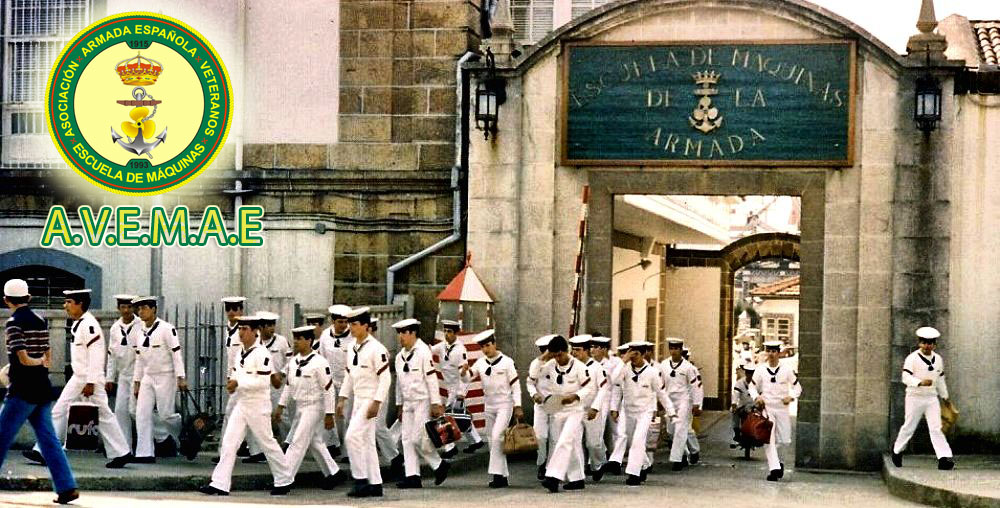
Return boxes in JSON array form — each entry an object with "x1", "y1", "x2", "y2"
[
  {"x1": 445, "y1": 401, "x2": 473, "y2": 432},
  {"x1": 179, "y1": 391, "x2": 216, "y2": 461}
]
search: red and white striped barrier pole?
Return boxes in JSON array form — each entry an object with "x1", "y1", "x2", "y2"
[{"x1": 569, "y1": 185, "x2": 590, "y2": 337}]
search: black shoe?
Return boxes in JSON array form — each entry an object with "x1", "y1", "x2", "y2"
[
  {"x1": 270, "y1": 484, "x2": 292, "y2": 496},
  {"x1": 464, "y1": 441, "x2": 485, "y2": 454},
  {"x1": 541, "y1": 476, "x2": 560, "y2": 493},
  {"x1": 347, "y1": 480, "x2": 370, "y2": 498},
  {"x1": 891, "y1": 452, "x2": 902, "y2": 467},
  {"x1": 434, "y1": 460, "x2": 451, "y2": 485},
  {"x1": 323, "y1": 470, "x2": 348, "y2": 490},
  {"x1": 367, "y1": 484, "x2": 383, "y2": 497},
  {"x1": 198, "y1": 485, "x2": 229, "y2": 496},
  {"x1": 778, "y1": 463, "x2": 784, "y2": 478},
  {"x1": 640, "y1": 467, "x2": 649, "y2": 482},
  {"x1": 105, "y1": 453, "x2": 132, "y2": 469},
  {"x1": 605, "y1": 461, "x2": 622, "y2": 475},
  {"x1": 54, "y1": 489, "x2": 80, "y2": 504},
  {"x1": 488, "y1": 475, "x2": 509, "y2": 488},
  {"x1": 584, "y1": 465, "x2": 593, "y2": 477},
  {"x1": 592, "y1": 463, "x2": 605, "y2": 482},
  {"x1": 938, "y1": 457, "x2": 955, "y2": 470},
  {"x1": 671, "y1": 461, "x2": 683, "y2": 471},
  {"x1": 563, "y1": 480, "x2": 585, "y2": 490},
  {"x1": 681, "y1": 455, "x2": 689, "y2": 467},
  {"x1": 390, "y1": 454, "x2": 405, "y2": 477},
  {"x1": 625, "y1": 474, "x2": 642, "y2": 486},
  {"x1": 767, "y1": 469, "x2": 780, "y2": 481},
  {"x1": 690, "y1": 452, "x2": 700, "y2": 465},
  {"x1": 327, "y1": 445, "x2": 341, "y2": 458},
  {"x1": 441, "y1": 447, "x2": 458, "y2": 459},
  {"x1": 22, "y1": 449, "x2": 46, "y2": 465},
  {"x1": 537, "y1": 464, "x2": 547, "y2": 480},
  {"x1": 236, "y1": 442, "x2": 250, "y2": 457},
  {"x1": 242, "y1": 453, "x2": 266, "y2": 464},
  {"x1": 131, "y1": 456, "x2": 156, "y2": 464},
  {"x1": 396, "y1": 476, "x2": 423, "y2": 489},
  {"x1": 154, "y1": 437, "x2": 177, "y2": 458}
]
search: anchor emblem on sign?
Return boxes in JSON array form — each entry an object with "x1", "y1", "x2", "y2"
[
  {"x1": 688, "y1": 70, "x2": 723, "y2": 134},
  {"x1": 109, "y1": 53, "x2": 168, "y2": 158}
]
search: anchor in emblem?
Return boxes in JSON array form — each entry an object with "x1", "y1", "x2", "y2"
[
  {"x1": 688, "y1": 70, "x2": 723, "y2": 134},
  {"x1": 110, "y1": 53, "x2": 167, "y2": 158}
]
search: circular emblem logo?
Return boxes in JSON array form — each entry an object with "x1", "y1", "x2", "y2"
[{"x1": 46, "y1": 12, "x2": 232, "y2": 195}]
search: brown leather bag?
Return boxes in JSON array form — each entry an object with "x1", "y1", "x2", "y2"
[
  {"x1": 940, "y1": 400, "x2": 959, "y2": 434},
  {"x1": 502, "y1": 423, "x2": 539, "y2": 455},
  {"x1": 741, "y1": 407, "x2": 773, "y2": 444}
]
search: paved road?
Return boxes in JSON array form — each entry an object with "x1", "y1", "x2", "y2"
[{"x1": 0, "y1": 413, "x2": 919, "y2": 507}]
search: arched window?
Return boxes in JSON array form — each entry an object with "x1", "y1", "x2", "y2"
[{"x1": 0, "y1": 265, "x2": 84, "y2": 309}]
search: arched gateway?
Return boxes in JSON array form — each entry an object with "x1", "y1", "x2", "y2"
[{"x1": 467, "y1": 0, "x2": 981, "y2": 471}]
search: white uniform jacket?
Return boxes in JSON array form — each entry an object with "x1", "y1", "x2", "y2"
[
  {"x1": 748, "y1": 364, "x2": 802, "y2": 406},
  {"x1": 538, "y1": 358, "x2": 594, "y2": 414},
  {"x1": 901, "y1": 350, "x2": 949, "y2": 398},
  {"x1": 430, "y1": 340, "x2": 467, "y2": 397},
  {"x1": 660, "y1": 358, "x2": 703, "y2": 405},
  {"x1": 280, "y1": 352, "x2": 336, "y2": 412},
  {"x1": 618, "y1": 361, "x2": 675, "y2": 415},
  {"x1": 224, "y1": 322, "x2": 242, "y2": 377},
  {"x1": 583, "y1": 358, "x2": 608, "y2": 410},
  {"x1": 230, "y1": 345, "x2": 273, "y2": 404},
  {"x1": 461, "y1": 353, "x2": 521, "y2": 408},
  {"x1": 318, "y1": 327, "x2": 354, "y2": 385},
  {"x1": 526, "y1": 356, "x2": 552, "y2": 401},
  {"x1": 394, "y1": 339, "x2": 441, "y2": 408},
  {"x1": 69, "y1": 312, "x2": 106, "y2": 384},
  {"x1": 133, "y1": 318, "x2": 184, "y2": 380},
  {"x1": 602, "y1": 356, "x2": 627, "y2": 412},
  {"x1": 263, "y1": 334, "x2": 292, "y2": 379},
  {"x1": 339, "y1": 334, "x2": 391, "y2": 403},
  {"x1": 732, "y1": 377, "x2": 754, "y2": 409},
  {"x1": 106, "y1": 317, "x2": 140, "y2": 382}
]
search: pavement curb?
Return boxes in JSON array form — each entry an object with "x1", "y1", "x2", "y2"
[{"x1": 881, "y1": 454, "x2": 1000, "y2": 508}]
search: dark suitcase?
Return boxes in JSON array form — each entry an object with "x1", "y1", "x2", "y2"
[
  {"x1": 66, "y1": 402, "x2": 99, "y2": 451},
  {"x1": 425, "y1": 415, "x2": 463, "y2": 448},
  {"x1": 179, "y1": 391, "x2": 216, "y2": 460},
  {"x1": 445, "y1": 403, "x2": 473, "y2": 432}
]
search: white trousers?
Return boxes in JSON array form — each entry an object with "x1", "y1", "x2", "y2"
[
  {"x1": 686, "y1": 421, "x2": 700, "y2": 454},
  {"x1": 345, "y1": 396, "x2": 383, "y2": 483},
  {"x1": 270, "y1": 387, "x2": 289, "y2": 442},
  {"x1": 668, "y1": 394, "x2": 692, "y2": 462},
  {"x1": 533, "y1": 403, "x2": 550, "y2": 467},
  {"x1": 583, "y1": 404, "x2": 608, "y2": 468},
  {"x1": 483, "y1": 404, "x2": 513, "y2": 477},
  {"x1": 210, "y1": 400, "x2": 292, "y2": 492},
  {"x1": 544, "y1": 410, "x2": 585, "y2": 482},
  {"x1": 135, "y1": 373, "x2": 181, "y2": 458},
  {"x1": 375, "y1": 401, "x2": 399, "y2": 465},
  {"x1": 608, "y1": 411, "x2": 628, "y2": 464},
  {"x1": 41, "y1": 375, "x2": 130, "y2": 459},
  {"x1": 763, "y1": 402, "x2": 792, "y2": 471},
  {"x1": 623, "y1": 410, "x2": 654, "y2": 476},
  {"x1": 112, "y1": 374, "x2": 136, "y2": 450},
  {"x1": 893, "y1": 395, "x2": 953, "y2": 458},
  {"x1": 220, "y1": 393, "x2": 262, "y2": 455},
  {"x1": 283, "y1": 402, "x2": 339, "y2": 479},
  {"x1": 401, "y1": 399, "x2": 442, "y2": 477}
]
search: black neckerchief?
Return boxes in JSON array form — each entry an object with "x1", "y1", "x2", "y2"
[
  {"x1": 916, "y1": 352, "x2": 936, "y2": 371},
  {"x1": 226, "y1": 323, "x2": 238, "y2": 347},
  {"x1": 631, "y1": 364, "x2": 647, "y2": 383},
  {"x1": 586, "y1": 359, "x2": 594, "y2": 367},
  {"x1": 296, "y1": 353, "x2": 315, "y2": 377},
  {"x1": 142, "y1": 320, "x2": 160, "y2": 347},
  {"x1": 71, "y1": 318, "x2": 83, "y2": 337},
  {"x1": 767, "y1": 366, "x2": 780, "y2": 383},
  {"x1": 353, "y1": 339, "x2": 368, "y2": 366},
  {"x1": 445, "y1": 342, "x2": 457, "y2": 362},
  {"x1": 668, "y1": 358, "x2": 683, "y2": 377},
  {"x1": 554, "y1": 361, "x2": 573, "y2": 385},
  {"x1": 484, "y1": 354, "x2": 502, "y2": 376},
  {"x1": 265, "y1": 336, "x2": 276, "y2": 349},
  {"x1": 334, "y1": 328, "x2": 349, "y2": 348},
  {"x1": 240, "y1": 346, "x2": 256, "y2": 367},
  {"x1": 120, "y1": 321, "x2": 135, "y2": 346},
  {"x1": 401, "y1": 348, "x2": 415, "y2": 373}
]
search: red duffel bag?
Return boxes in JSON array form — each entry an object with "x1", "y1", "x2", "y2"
[
  {"x1": 425, "y1": 415, "x2": 463, "y2": 448},
  {"x1": 740, "y1": 407, "x2": 773, "y2": 444}
]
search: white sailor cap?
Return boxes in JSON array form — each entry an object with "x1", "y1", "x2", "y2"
[
  {"x1": 535, "y1": 334, "x2": 557, "y2": 348},
  {"x1": 3, "y1": 279, "x2": 29, "y2": 298},
  {"x1": 132, "y1": 296, "x2": 157, "y2": 306},
  {"x1": 763, "y1": 340, "x2": 783, "y2": 351},
  {"x1": 112, "y1": 294, "x2": 137, "y2": 304},
  {"x1": 221, "y1": 296, "x2": 246, "y2": 304},
  {"x1": 328, "y1": 304, "x2": 352, "y2": 319},
  {"x1": 569, "y1": 334, "x2": 593, "y2": 347},
  {"x1": 303, "y1": 313, "x2": 325, "y2": 324},
  {"x1": 916, "y1": 327, "x2": 940, "y2": 341},
  {"x1": 62, "y1": 289, "x2": 92, "y2": 297},
  {"x1": 472, "y1": 329, "x2": 496, "y2": 344},
  {"x1": 345, "y1": 306, "x2": 371, "y2": 324},
  {"x1": 441, "y1": 319, "x2": 461, "y2": 330},
  {"x1": 742, "y1": 362, "x2": 757, "y2": 371},
  {"x1": 291, "y1": 325, "x2": 315, "y2": 339},
  {"x1": 256, "y1": 311, "x2": 279, "y2": 323},
  {"x1": 616, "y1": 343, "x2": 631, "y2": 353},
  {"x1": 392, "y1": 318, "x2": 420, "y2": 329},
  {"x1": 629, "y1": 340, "x2": 654, "y2": 349},
  {"x1": 591, "y1": 336, "x2": 611, "y2": 346},
  {"x1": 236, "y1": 315, "x2": 260, "y2": 324},
  {"x1": 666, "y1": 337, "x2": 684, "y2": 347}
]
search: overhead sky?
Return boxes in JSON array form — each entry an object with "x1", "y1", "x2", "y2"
[{"x1": 807, "y1": 0, "x2": 1000, "y2": 53}]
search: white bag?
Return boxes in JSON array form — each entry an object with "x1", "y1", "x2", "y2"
[{"x1": 0, "y1": 364, "x2": 9, "y2": 388}]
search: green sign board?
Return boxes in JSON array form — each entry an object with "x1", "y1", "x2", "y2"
[{"x1": 562, "y1": 41, "x2": 855, "y2": 166}]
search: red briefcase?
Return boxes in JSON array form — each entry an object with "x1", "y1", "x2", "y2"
[
  {"x1": 425, "y1": 415, "x2": 463, "y2": 448},
  {"x1": 740, "y1": 407, "x2": 772, "y2": 444}
]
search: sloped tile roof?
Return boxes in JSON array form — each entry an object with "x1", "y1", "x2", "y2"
[
  {"x1": 972, "y1": 21, "x2": 1000, "y2": 66},
  {"x1": 750, "y1": 276, "x2": 800, "y2": 298}
]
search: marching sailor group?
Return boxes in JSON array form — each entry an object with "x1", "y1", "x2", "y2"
[{"x1": 8, "y1": 285, "x2": 962, "y2": 496}]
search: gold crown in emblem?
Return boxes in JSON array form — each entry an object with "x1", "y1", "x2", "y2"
[
  {"x1": 115, "y1": 53, "x2": 163, "y2": 86},
  {"x1": 692, "y1": 70, "x2": 720, "y2": 86}
]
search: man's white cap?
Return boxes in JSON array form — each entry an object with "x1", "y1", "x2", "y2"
[
  {"x1": 763, "y1": 340, "x2": 783, "y2": 350},
  {"x1": 392, "y1": 318, "x2": 420, "y2": 329},
  {"x1": 291, "y1": 325, "x2": 315, "y2": 336},
  {"x1": 535, "y1": 334, "x2": 557, "y2": 348},
  {"x1": 132, "y1": 296, "x2": 157, "y2": 306},
  {"x1": 256, "y1": 311, "x2": 279, "y2": 322},
  {"x1": 112, "y1": 294, "x2": 137, "y2": 303},
  {"x1": 591, "y1": 336, "x2": 611, "y2": 345},
  {"x1": 616, "y1": 343, "x2": 630, "y2": 352},
  {"x1": 303, "y1": 313, "x2": 325, "y2": 323},
  {"x1": 346, "y1": 306, "x2": 370, "y2": 318},
  {"x1": 666, "y1": 337, "x2": 684, "y2": 347},
  {"x1": 441, "y1": 319, "x2": 461, "y2": 329},
  {"x1": 629, "y1": 340, "x2": 654, "y2": 348},
  {"x1": 569, "y1": 334, "x2": 592, "y2": 346},
  {"x1": 62, "y1": 289, "x2": 92, "y2": 297},
  {"x1": 3, "y1": 279, "x2": 29, "y2": 298},
  {"x1": 472, "y1": 329, "x2": 496, "y2": 344},
  {"x1": 236, "y1": 315, "x2": 260, "y2": 323},
  {"x1": 743, "y1": 362, "x2": 757, "y2": 371},
  {"x1": 916, "y1": 326, "x2": 941, "y2": 340},
  {"x1": 221, "y1": 296, "x2": 246, "y2": 304},
  {"x1": 328, "y1": 304, "x2": 352, "y2": 318}
]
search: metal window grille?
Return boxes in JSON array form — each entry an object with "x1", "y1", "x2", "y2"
[
  {"x1": 511, "y1": 0, "x2": 553, "y2": 44},
  {"x1": 11, "y1": 110, "x2": 45, "y2": 133},
  {"x1": 4, "y1": 0, "x2": 89, "y2": 104}
]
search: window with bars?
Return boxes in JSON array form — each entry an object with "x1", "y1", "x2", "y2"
[
  {"x1": 11, "y1": 111, "x2": 45, "y2": 133},
  {"x1": 0, "y1": 265, "x2": 85, "y2": 310},
  {"x1": 570, "y1": 0, "x2": 611, "y2": 20},
  {"x1": 511, "y1": 0, "x2": 553, "y2": 45},
  {"x1": 763, "y1": 315, "x2": 793, "y2": 344}
]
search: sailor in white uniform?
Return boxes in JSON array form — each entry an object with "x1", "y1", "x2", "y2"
[
  {"x1": 539, "y1": 335, "x2": 594, "y2": 493},
  {"x1": 391, "y1": 318, "x2": 451, "y2": 488},
  {"x1": 603, "y1": 343, "x2": 632, "y2": 476},
  {"x1": 106, "y1": 294, "x2": 141, "y2": 453},
  {"x1": 681, "y1": 347, "x2": 703, "y2": 463},
  {"x1": 273, "y1": 326, "x2": 347, "y2": 490},
  {"x1": 890, "y1": 327, "x2": 954, "y2": 470},
  {"x1": 569, "y1": 335, "x2": 609, "y2": 481},
  {"x1": 241, "y1": 311, "x2": 291, "y2": 463},
  {"x1": 131, "y1": 296, "x2": 187, "y2": 463},
  {"x1": 460, "y1": 329, "x2": 523, "y2": 488},
  {"x1": 336, "y1": 307, "x2": 392, "y2": 498},
  {"x1": 200, "y1": 316, "x2": 292, "y2": 496},
  {"x1": 660, "y1": 338, "x2": 703, "y2": 471},
  {"x1": 730, "y1": 363, "x2": 756, "y2": 447},
  {"x1": 317, "y1": 304, "x2": 353, "y2": 455},
  {"x1": 749, "y1": 340, "x2": 802, "y2": 481},
  {"x1": 217, "y1": 296, "x2": 257, "y2": 462},
  {"x1": 526, "y1": 334, "x2": 554, "y2": 480},
  {"x1": 430, "y1": 320, "x2": 484, "y2": 459}
]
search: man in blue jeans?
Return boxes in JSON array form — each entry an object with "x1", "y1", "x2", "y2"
[{"x1": 0, "y1": 279, "x2": 79, "y2": 504}]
